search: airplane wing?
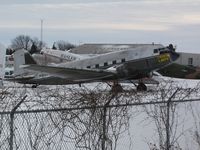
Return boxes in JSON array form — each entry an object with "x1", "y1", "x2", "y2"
[
  {"x1": 157, "y1": 63, "x2": 199, "y2": 79},
  {"x1": 22, "y1": 64, "x2": 116, "y2": 82}
]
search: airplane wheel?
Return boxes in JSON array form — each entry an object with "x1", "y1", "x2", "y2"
[
  {"x1": 137, "y1": 82, "x2": 147, "y2": 91},
  {"x1": 32, "y1": 85, "x2": 38, "y2": 88}
]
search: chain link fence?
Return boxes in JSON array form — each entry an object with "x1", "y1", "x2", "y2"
[{"x1": 1, "y1": 81, "x2": 200, "y2": 150}]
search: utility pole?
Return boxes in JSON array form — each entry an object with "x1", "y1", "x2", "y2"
[{"x1": 41, "y1": 19, "x2": 43, "y2": 45}]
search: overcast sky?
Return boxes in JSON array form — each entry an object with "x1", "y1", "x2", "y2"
[{"x1": 0, "y1": 0, "x2": 200, "y2": 52}]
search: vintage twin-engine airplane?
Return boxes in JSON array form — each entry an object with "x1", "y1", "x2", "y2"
[
  {"x1": 0, "y1": 43, "x2": 179, "y2": 91},
  {"x1": 7, "y1": 44, "x2": 179, "y2": 91}
]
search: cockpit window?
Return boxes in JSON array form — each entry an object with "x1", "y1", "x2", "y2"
[
  {"x1": 158, "y1": 48, "x2": 165, "y2": 51},
  {"x1": 154, "y1": 49, "x2": 158, "y2": 53}
]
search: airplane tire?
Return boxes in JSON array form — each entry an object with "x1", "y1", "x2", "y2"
[
  {"x1": 137, "y1": 82, "x2": 147, "y2": 91},
  {"x1": 32, "y1": 85, "x2": 37, "y2": 88}
]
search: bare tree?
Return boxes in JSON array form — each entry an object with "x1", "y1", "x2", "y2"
[
  {"x1": 55, "y1": 40, "x2": 75, "y2": 51},
  {"x1": 31, "y1": 38, "x2": 46, "y2": 52},
  {"x1": 143, "y1": 80, "x2": 200, "y2": 150},
  {"x1": 189, "y1": 102, "x2": 200, "y2": 149},
  {"x1": 0, "y1": 84, "x2": 135, "y2": 150},
  {"x1": 11, "y1": 35, "x2": 33, "y2": 51},
  {"x1": 10, "y1": 35, "x2": 45, "y2": 53},
  {"x1": 37, "y1": 84, "x2": 133, "y2": 150}
]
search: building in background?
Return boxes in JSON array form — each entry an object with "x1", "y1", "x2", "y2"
[
  {"x1": 175, "y1": 52, "x2": 200, "y2": 67},
  {"x1": 70, "y1": 43, "x2": 163, "y2": 54}
]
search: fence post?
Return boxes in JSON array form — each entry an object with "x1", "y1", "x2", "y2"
[
  {"x1": 9, "y1": 95, "x2": 27, "y2": 150},
  {"x1": 102, "y1": 94, "x2": 115, "y2": 150},
  {"x1": 166, "y1": 98, "x2": 171, "y2": 150},
  {"x1": 102, "y1": 106, "x2": 107, "y2": 150},
  {"x1": 166, "y1": 89, "x2": 179, "y2": 150}
]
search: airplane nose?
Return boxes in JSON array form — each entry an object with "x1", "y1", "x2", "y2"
[
  {"x1": 167, "y1": 44, "x2": 179, "y2": 61},
  {"x1": 170, "y1": 51, "x2": 180, "y2": 61}
]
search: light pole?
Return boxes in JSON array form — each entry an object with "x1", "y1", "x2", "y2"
[{"x1": 41, "y1": 19, "x2": 43, "y2": 45}]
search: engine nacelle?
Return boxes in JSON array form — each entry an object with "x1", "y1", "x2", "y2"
[{"x1": 116, "y1": 64, "x2": 150, "y2": 79}]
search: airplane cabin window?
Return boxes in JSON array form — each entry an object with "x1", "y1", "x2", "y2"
[
  {"x1": 95, "y1": 64, "x2": 99, "y2": 68},
  {"x1": 112, "y1": 60, "x2": 117, "y2": 64}
]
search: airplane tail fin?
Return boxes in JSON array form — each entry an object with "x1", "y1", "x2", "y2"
[
  {"x1": 0, "y1": 44, "x2": 6, "y2": 88},
  {"x1": 14, "y1": 49, "x2": 37, "y2": 76}
]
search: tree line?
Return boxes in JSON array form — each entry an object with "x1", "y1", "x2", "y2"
[{"x1": 6, "y1": 34, "x2": 76, "y2": 55}]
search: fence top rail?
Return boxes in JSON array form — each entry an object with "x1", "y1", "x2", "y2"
[{"x1": 0, "y1": 98, "x2": 200, "y2": 115}]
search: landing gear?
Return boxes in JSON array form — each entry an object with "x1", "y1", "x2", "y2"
[
  {"x1": 111, "y1": 83, "x2": 123, "y2": 93},
  {"x1": 108, "y1": 80, "x2": 147, "y2": 93},
  {"x1": 107, "y1": 81, "x2": 123, "y2": 93},
  {"x1": 129, "y1": 79, "x2": 147, "y2": 92},
  {"x1": 137, "y1": 82, "x2": 147, "y2": 91}
]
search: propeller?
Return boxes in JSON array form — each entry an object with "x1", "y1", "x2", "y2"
[
  {"x1": 167, "y1": 44, "x2": 179, "y2": 61},
  {"x1": 167, "y1": 44, "x2": 176, "y2": 51}
]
